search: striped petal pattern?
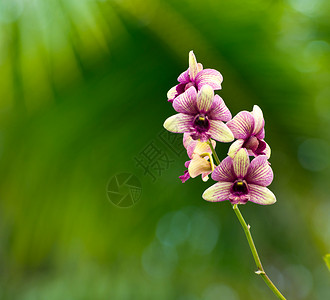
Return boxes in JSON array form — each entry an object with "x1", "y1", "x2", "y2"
[
  {"x1": 208, "y1": 120, "x2": 234, "y2": 142},
  {"x1": 212, "y1": 156, "x2": 236, "y2": 182},
  {"x1": 188, "y1": 51, "x2": 198, "y2": 80},
  {"x1": 195, "y1": 69, "x2": 223, "y2": 90},
  {"x1": 249, "y1": 185, "x2": 276, "y2": 205},
  {"x1": 251, "y1": 105, "x2": 265, "y2": 135},
  {"x1": 233, "y1": 148, "x2": 250, "y2": 178},
  {"x1": 196, "y1": 85, "x2": 214, "y2": 113},
  {"x1": 226, "y1": 111, "x2": 255, "y2": 139},
  {"x1": 163, "y1": 114, "x2": 193, "y2": 133},
  {"x1": 245, "y1": 155, "x2": 273, "y2": 186},
  {"x1": 202, "y1": 182, "x2": 232, "y2": 202},
  {"x1": 208, "y1": 95, "x2": 232, "y2": 121},
  {"x1": 173, "y1": 86, "x2": 197, "y2": 114},
  {"x1": 228, "y1": 139, "x2": 245, "y2": 158}
]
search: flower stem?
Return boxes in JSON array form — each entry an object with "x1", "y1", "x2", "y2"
[
  {"x1": 207, "y1": 139, "x2": 220, "y2": 165},
  {"x1": 232, "y1": 204, "x2": 286, "y2": 300}
]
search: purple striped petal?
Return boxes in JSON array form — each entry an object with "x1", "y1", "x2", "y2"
[
  {"x1": 202, "y1": 182, "x2": 232, "y2": 202},
  {"x1": 196, "y1": 85, "x2": 214, "y2": 113},
  {"x1": 178, "y1": 69, "x2": 190, "y2": 83},
  {"x1": 233, "y1": 148, "x2": 249, "y2": 178},
  {"x1": 255, "y1": 127, "x2": 265, "y2": 139},
  {"x1": 211, "y1": 156, "x2": 236, "y2": 182},
  {"x1": 248, "y1": 184, "x2": 276, "y2": 205},
  {"x1": 173, "y1": 86, "x2": 198, "y2": 114},
  {"x1": 208, "y1": 95, "x2": 232, "y2": 121},
  {"x1": 163, "y1": 114, "x2": 194, "y2": 133},
  {"x1": 245, "y1": 155, "x2": 273, "y2": 186},
  {"x1": 208, "y1": 120, "x2": 234, "y2": 142},
  {"x1": 251, "y1": 105, "x2": 265, "y2": 136},
  {"x1": 226, "y1": 111, "x2": 255, "y2": 139},
  {"x1": 189, "y1": 51, "x2": 198, "y2": 80},
  {"x1": 228, "y1": 139, "x2": 245, "y2": 158},
  {"x1": 264, "y1": 142, "x2": 271, "y2": 158},
  {"x1": 195, "y1": 69, "x2": 223, "y2": 90}
]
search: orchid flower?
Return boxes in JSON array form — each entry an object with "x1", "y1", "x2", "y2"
[
  {"x1": 179, "y1": 134, "x2": 216, "y2": 183},
  {"x1": 167, "y1": 51, "x2": 223, "y2": 103},
  {"x1": 163, "y1": 85, "x2": 234, "y2": 143},
  {"x1": 202, "y1": 148, "x2": 276, "y2": 205},
  {"x1": 226, "y1": 105, "x2": 271, "y2": 158}
]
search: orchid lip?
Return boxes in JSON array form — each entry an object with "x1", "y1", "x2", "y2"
[
  {"x1": 193, "y1": 114, "x2": 210, "y2": 132},
  {"x1": 231, "y1": 179, "x2": 249, "y2": 196},
  {"x1": 184, "y1": 82, "x2": 196, "y2": 91}
]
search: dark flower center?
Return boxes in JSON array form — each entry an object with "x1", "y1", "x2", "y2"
[
  {"x1": 243, "y1": 136, "x2": 267, "y2": 155},
  {"x1": 193, "y1": 114, "x2": 210, "y2": 132},
  {"x1": 243, "y1": 136, "x2": 259, "y2": 152},
  {"x1": 232, "y1": 180, "x2": 249, "y2": 195}
]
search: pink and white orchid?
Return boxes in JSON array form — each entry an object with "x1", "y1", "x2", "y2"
[
  {"x1": 226, "y1": 105, "x2": 271, "y2": 158},
  {"x1": 164, "y1": 85, "x2": 234, "y2": 143},
  {"x1": 202, "y1": 148, "x2": 276, "y2": 205},
  {"x1": 179, "y1": 134, "x2": 216, "y2": 183},
  {"x1": 167, "y1": 51, "x2": 223, "y2": 103}
]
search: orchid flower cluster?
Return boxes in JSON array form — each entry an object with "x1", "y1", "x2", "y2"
[
  {"x1": 163, "y1": 51, "x2": 286, "y2": 299},
  {"x1": 164, "y1": 51, "x2": 275, "y2": 206}
]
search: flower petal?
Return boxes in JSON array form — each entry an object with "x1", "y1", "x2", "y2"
[
  {"x1": 255, "y1": 127, "x2": 265, "y2": 140},
  {"x1": 193, "y1": 141, "x2": 213, "y2": 156},
  {"x1": 202, "y1": 182, "x2": 232, "y2": 202},
  {"x1": 264, "y1": 142, "x2": 271, "y2": 158},
  {"x1": 208, "y1": 120, "x2": 234, "y2": 142},
  {"x1": 226, "y1": 111, "x2": 255, "y2": 139},
  {"x1": 163, "y1": 114, "x2": 193, "y2": 133},
  {"x1": 208, "y1": 95, "x2": 232, "y2": 121},
  {"x1": 186, "y1": 140, "x2": 198, "y2": 158},
  {"x1": 233, "y1": 148, "x2": 249, "y2": 178},
  {"x1": 179, "y1": 170, "x2": 190, "y2": 183},
  {"x1": 196, "y1": 85, "x2": 214, "y2": 113},
  {"x1": 245, "y1": 155, "x2": 273, "y2": 186},
  {"x1": 188, "y1": 155, "x2": 212, "y2": 178},
  {"x1": 173, "y1": 86, "x2": 198, "y2": 114},
  {"x1": 201, "y1": 172, "x2": 211, "y2": 182},
  {"x1": 178, "y1": 69, "x2": 190, "y2": 83},
  {"x1": 251, "y1": 105, "x2": 265, "y2": 135},
  {"x1": 189, "y1": 51, "x2": 198, "y2": 80},
  {"x1": 195, "y1": 69, "x2": 223, "y2": 90},
  {"x1": 228, "y1": 139, "x2": 245, "y2": 158},
  {"x1": 248, "y1": 184, "x2": 276, "y2": 205},
  {"x1": 183, "y1": 133, "x2": 194, "y2": 149},
  {"x1": 167, "y1": 85, "x2": 178, "y2": 101},
  {"x1": 212, "y1": 156, "x2": 236, "y2": 182}
]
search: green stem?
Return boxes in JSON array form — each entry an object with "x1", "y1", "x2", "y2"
[
  {"x1": 233, "y1": 204, "x2": 286, "y2": 300},
  {"x1": 207, "y1": 139, "x2": 220, "y2": 165}
]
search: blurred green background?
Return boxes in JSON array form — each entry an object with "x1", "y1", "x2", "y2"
[{"x1": 0, "y1": 0, "x2": 329, "y2": 299}]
